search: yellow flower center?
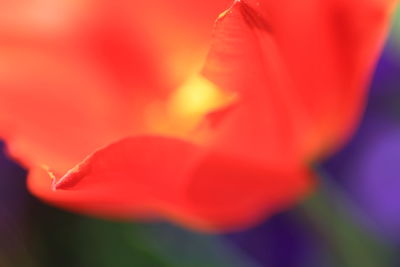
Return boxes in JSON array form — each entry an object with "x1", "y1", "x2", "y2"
[{"x1": 145, "y1": 75, "x2": 235, "y2": 141}]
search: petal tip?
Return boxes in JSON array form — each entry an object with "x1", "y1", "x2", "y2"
[
  {"x1": 216, "y1": 0, "x2": 271, "y2": 33},
  {"x1": 53, "y1": 163, "x2": 88, "y2": 190}
]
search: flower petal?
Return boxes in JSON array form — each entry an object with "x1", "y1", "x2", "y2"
[
  {"x1": 28, "y1": 135, "x2": 313, "y2": 231},
  {"x1": 116, "y1": 0, "x2": 232, "y2": 82},
  {"x1": 27, "y1": 136, "x2": 202, "y2": 220},
  {"x1": 0, "y1": 47, "x2": 134, "y2": 172},
  {"x1": 0, "y1": 0, "x2": 232, "y2": 172},
  {"x1": 0, "y1": 0, "x2": 169, "y2": 96},
  {"x1": 203, "y1": 0, "x2": 396, "y2": 160},
  {"x1": 202, "y1": 0, "x2": 308, "y2": 167},
  {"x1": 185, "y1": 152, "x2": 313, "y2": 230},
  {"x1": 0, "y1": 0, "x2": 232, "y2": 88}
]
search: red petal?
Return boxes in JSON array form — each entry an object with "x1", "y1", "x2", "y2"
[
  {"x1": 28, "y1": 135, "x2": 313, "y2": 231},
  {"x1": 0, "y1": 0, "x2": 232, "y2": 89},
  {"x1": 27, "y1": 136, "x2": 203, "y2": 220},
  {"x1": 114, "y1": 0, "x2": 232, "y2": 83},
  {"x1": 0, "y1": 47, "x2": 135, "y2": 172},
  {"x1": 203, "y1": 0, "x2": 396, "y2": 160},
  {"x1": 0, "y1": 0, "x2": 232, "y2": 172},
  {"x1": 203, "y1": 0, "x2": 307, "y2": 167},
  {"x1": 185, "y1": 152, "x2": 313, "y2": 231},
  {"x1": 0, "y1": 0, "x2": 169, "y2": 96}
]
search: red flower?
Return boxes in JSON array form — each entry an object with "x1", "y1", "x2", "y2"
[{"x1": 0, "y1": 0, "x2": 396, "y2": 231}]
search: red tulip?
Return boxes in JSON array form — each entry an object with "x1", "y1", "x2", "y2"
[{"x1": 0, "y1": 0, "x2": 396, "y2": 231}]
